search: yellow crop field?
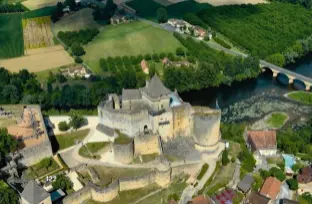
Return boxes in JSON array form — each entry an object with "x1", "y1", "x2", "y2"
[
  {"x1": 22, "y1": 16, "x2": 54, "y2": 51},
  {"x1": 22, "y1": 0, "x2": 64, "y2": 10}
]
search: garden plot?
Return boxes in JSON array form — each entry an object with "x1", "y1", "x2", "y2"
[{"x1": 22, "y1": 16, "x2": 54, "y2": 51}]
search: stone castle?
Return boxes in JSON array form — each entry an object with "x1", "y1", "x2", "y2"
[{"x1": 98, "y1": 75, "x2": 221, "y2": 153}]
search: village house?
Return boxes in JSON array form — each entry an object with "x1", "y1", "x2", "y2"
[
  {"x1": 162, "y1": 57, "x2": 190, "y2": 68},
  {"x1": 297, "y1": 166, "x2": 312, "y2": 184},
  {"x1": 247, "y1": 130, "x2": 277, "y2": 160},
  {"x1": 237, "y1": 175, "x2": 254, "y2": 194},
  {"x1": 60, "y1": 66, "x2": 91, "y2": 78},
  {"x1": 246, "y1": 191, "x2": 270, "y2": 204},
  {"x1": 21, "y1": 181, "x2": 52, "y2": 204},
  {"x1": 110, "y1": 14, "x2": 129, "y2": 25},
  {"x1": 191, "y1": 195, "x2": 212, "y2": 204},
  {"x1": 140, "y1": 59, "x2": 149, "y2": 74},
  {"x1": 259, "y1": 177, "x2": 281, "y2": 200}
]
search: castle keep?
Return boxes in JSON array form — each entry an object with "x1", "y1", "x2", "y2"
[{"x1": 98, "y1": 75, "x2": 221, "y2": 152}]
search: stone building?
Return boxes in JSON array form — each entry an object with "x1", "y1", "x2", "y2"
[
  {"x1": 98, "y1": 74, "x2": 221, "y2": 152},
  {"x1": 21, "y1": 180, "x2": 52, "y2": 204},
  {"x1": 247, "y1": 130, "x2": 277, "y2": 156}
]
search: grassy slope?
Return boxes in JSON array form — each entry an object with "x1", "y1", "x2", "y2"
[
  {"x1": 265, "y1": 112, "x2": 288, "y2": 128},
  {"x1": 55, "y1": 129, "x2": 90, "y2": 150},
  {"x1": 79, "y1": 142, "x2": 109, "y2": 159},
  {"x1": 54, "y1": 8, "x2": 101, "y2": 33},
  {"x1": 198, "y1": 2, "x2": 312, "y2": 58},
  {"x1": 127, "y1": 0, "x2": 211, "y2": 21},
  {"x1": 0, "y1": 14, "x2": 24, "y2": 59},
  {"x1": 82, "y1": 21, "x2": 182, "y2": 73},
  {"x1": 288, "y1": 91, "x2": 312, "y2": 105}
]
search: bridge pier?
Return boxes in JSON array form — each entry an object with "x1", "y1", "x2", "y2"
[
  {"x1": 272, "y1": 71, "x2": 279, "y2": 78},
  {"x1": 287, "y1": 76, "x2": 295, "y2": 84},
  {"x1": 305, "y1": 82, "x2": 312, "y2": 91}
]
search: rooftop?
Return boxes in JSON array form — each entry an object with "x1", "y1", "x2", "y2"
[
  {"x1": 247, "y1": 191, "x2": 270, "y2": 204},
  {"x1": 248, "y1": 130, "x2": 276, "y2": 151},
  {"x1": 141, "y1": 74, "x2": 171, "y2": 99},
  {"x1": 21, "y1": 181, "x2": 50, "y2": 204},
  {"x1": 260, "y1": 177, "x2": 281, "y2": 200},
  {"x1": 237, "y1": 175, "x2": 254, "y2": 193},
  {"x1": 122, "y1": 89, "x2": 142, "y2": 101},
  {"x1": 192, "y1": 195, "x2": 212, "y2": 204}
]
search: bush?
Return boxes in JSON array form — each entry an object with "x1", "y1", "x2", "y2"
[
  {"x1": 71, "y1": 43, "x2": 85, "y2": 56},
  {"x1": 286, "y1": 178, "x2": 298, "y2": 190},
  {"x1": 269, "y1": 167, "x2": 286, "y2": 182},
  {"x1": 144, "y1": 54, "x2": 151, "y2": 60},
  {"x1": 39, "y1": 158, "x2": 53, "y2": 169},
  {"x1": 176, "y1": 47, "x2": 185, "y2": 56},
  {"x1": 152, "y1": 53, "x2": 159, "y2": 62},
  {"x1": 197, "y1": 163, "x2": 209, "y2": 180},
  {"x1": 214, "y1": 37, "x2": 231, "y2": 49},
  {"x1": 204, "y1": 36, "x2": 210, "y2": 41},
  {"x1": 58, "y1": 121, "x2": 70, "y2": 131},
  {"x1": 69, "y1": 110, "x2": 85, "y2": 129},
  {"x1": 52, "y1": 174, "x2": 73, "y2": 191},
  {"x1": 75, "y1": 56, "x2": 83, "y2": 63},
  {"x1": 231, "y1": 157, "x2": 236, "y2": 163},
  {"x1": 222, "y1": 149, "x2": 230, "y2": 166}
]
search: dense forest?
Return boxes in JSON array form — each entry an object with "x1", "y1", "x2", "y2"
[
  {"x1": 163, "y1": 34, "x2": 260, "y2": 92},
  {"x1": 197, "y1": 2, "x2": 312, "y2": 60}
]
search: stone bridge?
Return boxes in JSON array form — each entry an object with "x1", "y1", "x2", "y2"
[{"x1": 260, "y1": 60, "x2": 312, "y2": 91}]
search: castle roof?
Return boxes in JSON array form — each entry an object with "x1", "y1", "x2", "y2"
[
  {"x1": 122, "y1": 89, "x2": 142, "y2": 100},
  {"x1": 142, "y1": 74, "x2": 171, "y2": 99},
  {"x1": 21, "y1": 180, "x2": 50, "y2": 204}
]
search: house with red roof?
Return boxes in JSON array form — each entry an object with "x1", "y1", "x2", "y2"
[
  {"x1": 297, "y1": 166, "x2": 312, "y2": 184},
  {"x1": 140, "y1": 59, "x2": 149, "y2": 74},
  {"x1": 247, "y1": 130, "x2": 277, "y2": 156},
  {"x1": 260, "y1": 177, "x2": 282, "y2": 200}
]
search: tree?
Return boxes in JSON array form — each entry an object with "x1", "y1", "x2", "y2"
[
  {"x1": 176, "y1": 47, "x2": 185, "y2": 56},
  {"x1": 0, "y1": 128, "x2": 17, "y2": 166},
  {"x1": 58, "y1": 121, "x2": 70, "y2": 131},
  {"x1": 269, "y1": 167, "x2": 286, "y2": 182},
  {"x1": 75, "y1": 56, "x2": 83, "y2": 63},
  {"x1": 69, "y1": 110, "x2": 85, "y2": 129},
  {"x1": 265, "y1": 53, "x2": 286, "y2": 67},
  {"x1": 65, "y1": 0, "x2": 76, "y2": 11},
  {"x1": 260, "y1": 169, "x2": 270, "y2": 179},
  {"x1": 156, "y1": 8, "x2": 168, "y2": 23},
  {"x1": 149, "y1": 63, "x2": 156, "y2": 78},
  {"x1": 71, "y1": 43, "x2": 85, "y2": 56},
  {"x1": 39, "y1": 158, "x2": 53, "y2": 170},
  {"x1": 222, "y1": 149, "x2": 230, "y2": 166},
  {"x1": 1, "y1": 85, "x2": 19, "y2": 104},
  {"x1": 0, "y1": 180, "x2": 19, "y2": 204},
  {"x1": 52, "y1": 174, "x2": 73, "y2": 191},
  {"x1": 286, "y1": 178, "x2": 298, "y2": 190}
]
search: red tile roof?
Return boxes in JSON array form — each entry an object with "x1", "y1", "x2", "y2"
[
  {"x1": 297, "y1": 166, "x2": 312, "y2": 184},
  {"x1": 192, "y1": 195, "x2": 212, "y2": 204},
  {"x1": 247, "y1": 130, "x2": 276, "y2": 151},
  {"x1": 140, "y1": 59, "x2": 149, "y2": 74},
  {"x1": 260, "y1": 177, "x2": 281, "y2": 200}
]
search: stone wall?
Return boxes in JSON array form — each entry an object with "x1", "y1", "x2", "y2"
[
  {"x1": 113, "y1": 142, "x2": 134, "y2": 164},
  {"x1": 134, "y1": 134, "x2": 161, "y2": 156},
  {"x1": 119, "y1": 172, "x2": 154, "y2": 191},
  {"x1": 63, "y1": 185, "x2": 92, "y2": 204},
  {"x1": 19, "y1": 140, "x2": 53, "y2": 166},
  {"x1": 172, "y1": 103, "x2": 192, "y2": 139},
  {"x1": 64, "y1": 168, "x2": 172, "y2": 203},
  {"x1": 192, "y1": 107, "x2": 221, "y2": 149}
]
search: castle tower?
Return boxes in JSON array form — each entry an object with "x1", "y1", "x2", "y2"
[{"x1": 192, "y1": 106, "x2": 221, "y2": 153}]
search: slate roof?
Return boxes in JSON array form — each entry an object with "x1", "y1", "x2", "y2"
[
  {"x1": 142, "y1": 74, "x2": 171, "y2": 99},
  {"x1": 247, "y1": 130, "x2": 277, "y2": 152},
  {"x1": 237, "y1": 175, "x2": 254, "y2": 193},
  {"x1": 260, "y1": 177, "x2": 281, "y2": 200},
  {"x1": 122, "y1": 89, "x2": 142, "y2": 100},
  {"x1": 247, "y1": 191, "x2": 270, "y2": 204},
  {"x1": 21, "y1": 180, "x2": 50, "y2": 204}
]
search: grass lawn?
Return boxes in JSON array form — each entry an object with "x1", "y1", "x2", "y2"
[
  {"x1": 287, "y1": 91, "x2": 312, "y2": 105},
  {"x1": 35, "y1": 67, "x2": 60, "y2": 83},
  {"x1": 24, "y1": 157, "x2": 60, "y2": 179},
  {"x1": 55, "y1": 129, "x2": 90, "y2": 150},
  {"x1": 54, "y1": 8, "x2": 101, "y2": 33},
  {"x1": 82, "y1": 20, "x2": 183, "y2": 73},
  {"x1": 265, "y1": 112, "x2": 288, "y2": 129},
  {"x1": 79, "y1": 142, "x2": 110, "y2": 159},
  {"x1": 127, "y1": 0, "x2": 211, "y2": 21},
  {"x1": 266, "y1": 156, "x2": 284, "y2": 165},
  {"x1": 0, "y1": 13, "x2": 24, "y2": 59},
  {"x1": 88, "y1": 166, "x2": 150, "y2": 188}
]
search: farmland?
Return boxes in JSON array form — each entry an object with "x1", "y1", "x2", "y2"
[
  {"x1": 126, "y1": 0, "x2": 210, "y2": 21},
  {"x1": 0, "y1": 13, "x2": 24, "y2": 59},
  {"x1": 23, "y1": 16, "x2": 54, "y2": 50},
  {"x1": 195, "y1": 0, "x2": 266, "y2": 6},
  {"x1": 198, "y1": 2, "x2": 312, "y2": 58},
  {"x1": 22, "y1": 0, "x2": 64, "y2": 10},
  {"x1": 54, "y1": 8, "x2": 101, "y2": 33},
  {"x1": 0, "y1": 45, "x2": 73, "y2": 73},
  {"x1": 82, "y1": 20, "x2": 182, "y2": 73}
]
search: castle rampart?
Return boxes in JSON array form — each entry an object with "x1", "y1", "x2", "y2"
[{"x1": 113, "y1": 141, "x2": 134, "y2": 164}]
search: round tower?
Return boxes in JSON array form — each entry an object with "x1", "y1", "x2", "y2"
[{"x1": 192, "y1": 106, "x2": 221, "y2": 152}]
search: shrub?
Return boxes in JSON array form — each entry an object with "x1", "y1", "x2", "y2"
[
  {"x1": 222, "y1": 149, "x2": 230, "y2": 166},
  {"x1": 176, "y1": 47, "x2": 185, "y2": 56},
  {"x1": 168, "y1": 52, "x2": 175, "y2": 61},
  {"x1": 269, "y1": 167, "x2": 286, "y2": 181},
  {"x1": 214, "y1": 37, "x2": 231, "y2": 49},
  {"x1": 197, "y1": 163, "x2": 209, "y2": 180},
  {"x1": 58, "y1": 121, "x2": 70, "y2": 131},
  {"x1": 75, "y1": 56, "x2": 83, "y2": 63},
  {"x1": 71, "y1": 43, "x2": 85, "y2": 56},
  {"x1": 152, "y1": 53, "x2": 159, "y2": 62},
  {"x1": 231, "y1": 157, "x2": 236, "y2": 163},
  {"x1": 39, "y1": 158, "x2": 53, "y2": 169},
  {"x1": 52, "y1": 174, "x2": 73, "y2": 191},
  {"x1": 144, "y1": 54, "x2": 151, "y2": 60},
  {"x1": 286, "y1": 178, "x2": 298, "y2": 190},
  {"x1": 159, "y1": 52, "x2": 166, "y2": 59}
]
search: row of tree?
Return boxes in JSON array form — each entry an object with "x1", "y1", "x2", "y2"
[
  {"x1": 0, "y1": 3, "x2": 24, "y2": 13},
  {"x1": 163, "y1": 34, "x2": 261, "y2": 92},
  {"x1": 92, "y1": 0, "x2": 117, "y2": 23}
]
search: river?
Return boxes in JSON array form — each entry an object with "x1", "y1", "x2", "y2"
[{"x1": 180, "y1": 56, "x2": 312, "y2": 123}]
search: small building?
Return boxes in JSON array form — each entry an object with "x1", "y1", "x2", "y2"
[
  {"x1": 21, "y1": 180, "x2": 52, "y2": 204},
  {"x1": 247, "y1": 130, "x2": 277, "y2": 156},
  {"x1": 259, "y1": 177, "x2": 281, "y2": 200},
  {"x1": 211, "y1": 188, "x2": 236, "y2": 204},
  {"x1": 191, "y1": 195, "x2": 212, "y2": 204},
  {"x1": 246, "y1": 191, "x2": 270, "y2": 204},
  {"x1": 194, "y1": 26, "x2": 207, "y2": 39},
  {"x1": 162, "y1": 57, "x2": 190, "y2": 68},
  {"x1": 237, "y1": 175, "x2": 254, "y2": 193},
  {"x1": 140, "y1": 59, "x2": 149, "y2": 74},
  {"x1": 110, "y1": 15, "x2": 128, "y2": 25},
  {"x1": 280, "y1": 199, "x2": 299, "y2": 204},
  {"x1": 60, "y1": 66, "x2": 90, "y2": 78},
  {"x1": 297, "y1": 166, "x2": 312, "y2": 184}
]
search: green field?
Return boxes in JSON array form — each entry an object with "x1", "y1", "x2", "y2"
[
  {"x1": 287, "y1": 91, "x2": 312, "y2": 105},
  {"x1": 55, "y1": 129, "x2": 90, "y2": 150},
  {"x1": 82, "y1": 21, "x2": 183, "y2": 73},
  {"x1": 54, "y1": 8, "x2": 101, "y2": 33},
  {"x1": 22, "y1": 6, "x2": 56, "y2": 19},
  {"x1": 198, "y1": 2, "x2": 312, "y2": 58},
  {"x1": 24, "y1": 157, "x2": 60, "y2": 179},
  {"x1": 0, "y1": 13, "x2": 24, "y2": 59},
  {"x1": 127, "y1": 0, "x2": 211, "y2": 21},
  {"x1": 79, "y1": 142, "x2": 109, "y2": 159},
  {"x1": 265, "y1": 112, "x2": 288, "y2": 129}
]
